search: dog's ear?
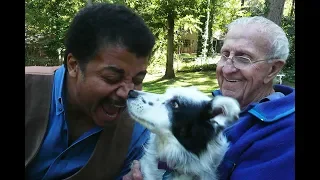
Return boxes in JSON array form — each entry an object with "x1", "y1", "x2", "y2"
[
  {"x1": 207, "y1": 99, "x2": 225, "y2": 119},
  {"x1": 208, "y1": 96, "x2": 241, "y2": 126},
  {"x1": 212, "y1": 96, "x2": 240, "y2": 115}
]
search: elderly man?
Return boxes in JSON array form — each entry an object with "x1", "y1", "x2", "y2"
[
  {"x1": 212, "y1": 16, "x2": 294, "y2": 180},
  {"x1": 124, "y1": 16, "x2": 294, "y2": 180}
]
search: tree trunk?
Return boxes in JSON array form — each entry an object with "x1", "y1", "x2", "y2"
[
  {"x1": 207, "y1": 3, "x2": 214, "y2": 57},
  {"x1": 265, "y1": 0, "x2": 286, "y2": 25},
  {"x1": 241, "y1": 0, "x2": 245, "y2": 6},
  {"x1": 196, "y1": 15, "x2": 206, "y2": 56},
  {"x1": 290, "y1": 0, "x2": 295, "y2": 17},
  {"x1": 196, "y1": 1, "x2": 207, "y2": 57},
  {"x1": 163, "y1": 12, "x2": 175, "y2": 79},
  {"x1": 200, "y1": 0, "x2": 211, "y2": 63}
]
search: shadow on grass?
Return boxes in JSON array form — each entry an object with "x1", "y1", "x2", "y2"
[{"x1": 143, "y1": 71, "x2": 219, "y2": 95}]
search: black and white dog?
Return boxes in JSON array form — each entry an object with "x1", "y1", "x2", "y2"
[{"x1": 127, "y1": 86, "x2": 240, "y2": 180}]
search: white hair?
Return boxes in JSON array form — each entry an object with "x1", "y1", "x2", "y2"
[{"x1": 227, "y1": 16, "x2": 289, "y2": 61}]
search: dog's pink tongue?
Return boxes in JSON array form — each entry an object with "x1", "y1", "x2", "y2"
[{"x1": 102, "y1": 103, "x2": 119, "y2": 115}]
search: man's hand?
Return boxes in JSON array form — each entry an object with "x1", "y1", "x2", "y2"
[{"x1": 123, "y1": 160, "x2": 143, "y2": 180}]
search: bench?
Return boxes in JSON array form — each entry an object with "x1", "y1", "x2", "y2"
[{"x1": 276, "y1": 74, "x2": 285, "y2": 84}]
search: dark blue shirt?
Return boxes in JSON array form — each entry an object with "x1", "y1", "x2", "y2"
[
  {"x1": 26, "y1": 66, "x2": 150, "y2": 180},
  {"x1": 213, "y1": 85, "x2": 295, "y2": 180}
]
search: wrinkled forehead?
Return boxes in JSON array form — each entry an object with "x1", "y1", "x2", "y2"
[
  {"x1": 224, "y1": 25, "x2": 272, "y2": 55},
  {"x1": 227, "y1": 24, "x2": 270, "y2": 43},
  {"x1": 94, "y1": 47, "x2": 148, "y2": 75}
]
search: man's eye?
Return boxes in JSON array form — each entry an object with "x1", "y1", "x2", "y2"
[
  {"x1": 132, "y1": 77, "x2": 145, "y2": 85},
  {"x1": 235, "y1": 52, "x2": 252, "y2": 59},
  {"x1": 221, "y1": 51, "x2": 230, "y2": 57},
  {"x1": 103, "y1": 77, "x2": 121, "y2": 84},
  {"x1": 236, "y1": 57, "x2": 251, "y2": 63}
]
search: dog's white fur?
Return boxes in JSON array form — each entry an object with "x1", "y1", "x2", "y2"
[{"x1": 127, "y1": 86, "x2": 240, "y2": 180}]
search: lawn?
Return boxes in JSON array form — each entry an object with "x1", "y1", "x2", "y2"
[
  {"x1": 143, "y1": 71, "x2": 295, "y2": 96},
  {"x1": 143, "y1": 71, "x2": 219, "y2": 96}
]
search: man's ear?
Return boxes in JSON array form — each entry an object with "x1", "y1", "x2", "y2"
[
  {"x1": 66, "y1": 53, "x2": 79, "y2": 78},
  {"x1": 264, "y1": 59, "x2": 285, "y2": 84}
]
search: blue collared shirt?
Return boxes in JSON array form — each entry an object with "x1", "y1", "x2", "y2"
[
  {"x1": 26, "y1": 66, "x2": 150, "y2": 180},
  {"x1": 213, "y1": 85, "x2": 295, "y2": 180}
]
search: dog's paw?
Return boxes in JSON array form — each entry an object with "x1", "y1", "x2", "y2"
[{"x1": 210, "y1": 96, "x2": 240, "y2": 126}]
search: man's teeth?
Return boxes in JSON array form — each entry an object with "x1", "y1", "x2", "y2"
[
  {"x1": 105, "y1": 112, "x2": 117, "y2": 118},
  {"x1": 102, "y1": 103, "x2": 120, "y2": 118},
  {"x1": 226, "y1": 78, "x2": 239, "y2": 82}
]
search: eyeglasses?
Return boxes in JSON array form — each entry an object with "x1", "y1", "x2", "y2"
[{"x1": 218, "y1": 54, "x2": 271, "y2": 69}]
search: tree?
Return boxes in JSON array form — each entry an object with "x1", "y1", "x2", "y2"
[
  {"x1": 290, "y1": 0, "x2": 295, "y2": 17},
  {"x1": 197, "y1": 0, "x2": 250, "y2": 57},
  {"x1": 241, "y1": 0, "x2": 245, "y2": 6},
  {"x1": 265, "y1": 0, "x2": 286, "y2": 25},
  {"x1": 25, "y1": 0, "x2": 85, "y2": 62},
  {"x1": 128, "y1": 0, "x2": 201, "y2": 79}
]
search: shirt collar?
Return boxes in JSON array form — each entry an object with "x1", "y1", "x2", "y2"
[
  {"x1": 212, "y1": 85, "x2": 295, "y2": 122},
  {"x1": 53, "y1": 65, "x2": 66, "y2": 115}
]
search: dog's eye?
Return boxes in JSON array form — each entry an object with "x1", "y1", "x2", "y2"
[{"x1": 171, "y1": 100, "x2": 179, "y2": 109}]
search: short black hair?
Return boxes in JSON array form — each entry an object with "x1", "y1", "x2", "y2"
[{"x1": 63, "y1": 3, "x2": 155, "y2": 71}]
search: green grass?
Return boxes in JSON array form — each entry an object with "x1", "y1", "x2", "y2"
[
  {"x1": 143, "y1": 71, "x2": 219, "y2": 96},
  {"x1": 142, "y1": 71, "x2": 295, "y2": 96}
]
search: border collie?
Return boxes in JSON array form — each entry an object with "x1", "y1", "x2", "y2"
[{"x1": 126, "y1": 86, "x2": 240, "y2": 180}]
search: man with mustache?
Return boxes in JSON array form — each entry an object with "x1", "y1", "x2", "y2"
[{"x1": 25, "y1": 3, "x2": 155, "y2": 180}]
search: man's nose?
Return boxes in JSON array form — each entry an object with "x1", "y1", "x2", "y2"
[
  {"x1": 222, "y1": 60, "x2": 238, "y2": 74},
  {"x1": 116, "y1": 82, "x2": 134, "y2": 99}
]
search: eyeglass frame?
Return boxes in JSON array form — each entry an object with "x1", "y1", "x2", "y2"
[{"x1": 219, "y1": 53, "x2": 273, "y2": 69}]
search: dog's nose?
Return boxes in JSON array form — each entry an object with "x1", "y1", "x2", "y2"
[{"x1": 128, "y1": 90, "x2": 139, "y2": 98}]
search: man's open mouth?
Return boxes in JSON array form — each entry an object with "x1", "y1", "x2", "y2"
[{"x1": 102, "y1": 102, "x2": 122, "y2": 118}]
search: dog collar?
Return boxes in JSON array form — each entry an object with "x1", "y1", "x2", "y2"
[{"x1": 158, "y1": 160, "x2": 174, "y2": 171}]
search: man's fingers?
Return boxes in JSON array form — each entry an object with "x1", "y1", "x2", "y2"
[
  {"x1": 122, "y1": 160, "x2": 143, "y2": 180},
  {"x1": 131, "y1": 160, "x2": 140, "y2": 170},
  {"x1": 132, "y1": 172, "x2": 143, "y2": 180},
  {"x1": 131, "y1": 160, "x2": 143, "y2": 180},
  {"x1": 122, "y1": 174, "x2": 131, "y2": 180}
]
